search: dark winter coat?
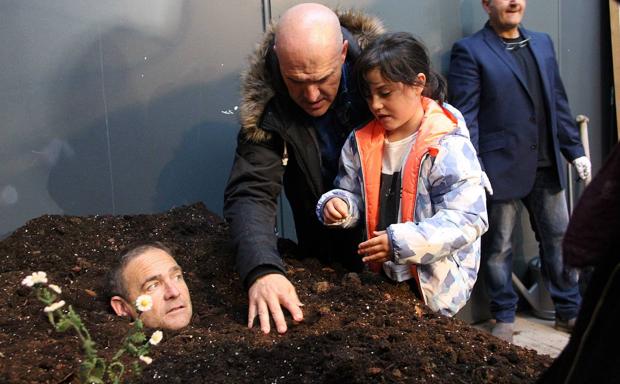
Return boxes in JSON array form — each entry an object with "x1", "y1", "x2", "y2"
[
  {"x1": 538, "y1": 143, "x2": 620, "y2": 383},
  {"x1": 224, "y1": 10, "x2": 384, "y2": 288}
]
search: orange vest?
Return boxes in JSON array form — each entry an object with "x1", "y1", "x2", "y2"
[{"x1": 354, "y1": 97, "x2": 458, "y2": 298}]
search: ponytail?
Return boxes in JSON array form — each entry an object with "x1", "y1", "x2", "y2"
[{"x1": 423, "y1": 69, "x2": 447, "y2": 104}]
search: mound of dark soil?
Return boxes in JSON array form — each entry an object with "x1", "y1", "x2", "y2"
[{"x1": 0, "y1": 203, "x2": 551, "y2": 383}]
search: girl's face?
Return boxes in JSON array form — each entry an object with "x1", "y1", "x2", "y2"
[{"x1": 365, "y1": 68, "x2": 426, "y2": 140}]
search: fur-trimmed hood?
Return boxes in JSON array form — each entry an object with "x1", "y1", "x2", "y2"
[{"x1": 239, "y1": 9, "x2": 385, "y2": 143}]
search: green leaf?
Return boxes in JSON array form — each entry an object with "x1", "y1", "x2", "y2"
[
  {"x1": 85, "y1": 375, "x2": 104, "y2": 384},
  {"x1": 83, "y1": 339, "x2": 98, "y2": 354},
  {"x1": 67, "y1": 306, "x2": 85, "y2": 326},
  {"x1": 107, "y1": 361, "x2": 125, "y2": 383},
  {"x1": 132, "y1": 361, "x2": 142, "y2": 377},
  {"x1": 91, "y1": 358, "x2": 106, "y2": 379},
  {"x1": 79, "y1": 361, "x2": 95, "y2": 383},
  {"x1": 126, "y1": 343, "x2": 139, "y2": 355},
  {"x1": 136, "y1": 344, "x2": 149, "y2": 357},
  {"x1": 56, "y1": 318, "x2": 72, "y2": 332},
  {"x1": 129, "y1": 332, "x2": 146, "y2": 344},
  {"x1": 134, "y1": 319, "x2": 144, "y2": 331},
  {"x1": 79, "y1": 357, "x2": 106, "y2": 383}
]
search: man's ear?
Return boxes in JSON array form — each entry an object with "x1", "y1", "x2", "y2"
[
  {"x1": 481, "y1": 0, "x2": 491, "y2": 14},
  {"x1": 341, "y1": 40, "x2": 349, "y2": 62},
  {"x1": 110, "y1": 296, "x2": 133, "y2": 317}
]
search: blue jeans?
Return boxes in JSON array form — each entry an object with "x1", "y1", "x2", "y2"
[{"x1": 483, "y1": 167, "x2": 581, "y2": 323}]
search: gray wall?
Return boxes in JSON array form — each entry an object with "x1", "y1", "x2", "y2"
[
  {"x1": 1, "y1": 0, "x2": 263, "y2": 237},
  {"x1": 1, "y1": 0, "x2": 611, "y2": 261}
]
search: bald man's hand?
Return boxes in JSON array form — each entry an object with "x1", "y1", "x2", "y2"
[{"x1": 248, "y1": 274, "x2": 303, "y2": 334}]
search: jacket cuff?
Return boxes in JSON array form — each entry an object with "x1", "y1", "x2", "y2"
[
  {"x1": 386, "y1": 225, "x2": 399, "y2": 262},
  {"x1": 316, "y1": 189, "x2": 356, "y2": 227},
  {"x1": 316, "y1": 192, "x2": 338, "y2": 223},
  {"x1": 244, "y1": 265, "x2": 286, "y2": 290}
]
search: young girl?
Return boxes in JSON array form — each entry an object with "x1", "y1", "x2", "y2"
[{"x1": 316, "y1": 32, "x2": 489, "y2": 316}]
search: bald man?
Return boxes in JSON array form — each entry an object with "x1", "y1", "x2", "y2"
[{"x1": 224, "y1": 4, "x2": 383, "y2": 334}]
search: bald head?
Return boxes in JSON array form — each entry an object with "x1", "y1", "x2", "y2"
[
  {"x1": 275, "y1": 3, "x2": 343, "y2": 62},
  {"x1": 273, "y1": 3, "x2": 347, "y2": 117}
]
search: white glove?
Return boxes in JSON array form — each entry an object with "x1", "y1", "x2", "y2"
[
  {"x1": 573, "y1": 156, "x2": 591, "y2": 181},
  {"x1": 481, "y1": 171, "x2": 494, "y2": 195}
]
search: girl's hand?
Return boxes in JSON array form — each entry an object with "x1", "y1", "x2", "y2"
[
  {"x1": 323, "y1": 197, "x2": 349, "y2": 224},
  {"x1": 358, "y1": 230, "x2": 391, "y2": 263}
]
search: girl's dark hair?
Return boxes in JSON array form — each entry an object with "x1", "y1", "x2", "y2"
[{"x1": 355, "y1": 31, "x2": 446, "y2": 104}]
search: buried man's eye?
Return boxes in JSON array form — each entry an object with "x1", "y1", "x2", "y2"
[
  {"x1": 174, "y1": 273, "x2": 184, "y2": 281},
  {"x1": 145, "y1": 281, "x2": 159, "y2": 292}
]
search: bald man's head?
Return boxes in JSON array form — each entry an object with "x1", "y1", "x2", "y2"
[
  {"x1": 274, "y1": 3, "x2": 348, "y2": 117},
  {"x1": 275, "y1": 3, "x2": 343, "y2": 59}
]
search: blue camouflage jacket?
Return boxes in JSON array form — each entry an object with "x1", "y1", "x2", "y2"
[{"x1": 317, "y1": 100, "x2": 489, "y2": 316}]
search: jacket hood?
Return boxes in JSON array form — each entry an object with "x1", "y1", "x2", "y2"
[{"x1": 239, "y1": 9, "x2": 385, "y2": 143}]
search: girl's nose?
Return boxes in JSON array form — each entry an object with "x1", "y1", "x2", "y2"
[{"x1": 369, "y1": 95, "x2": 382, "y2": 111}]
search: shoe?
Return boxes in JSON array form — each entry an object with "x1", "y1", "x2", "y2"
[
  {"x1": 555, "y1": 317, "x2": 576, "y2": 333},
  {"x1": 491, "y1": 321, "x2": 514, "y2": 343}
]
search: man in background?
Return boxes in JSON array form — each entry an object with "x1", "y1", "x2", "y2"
[{"x1": 448, "y1": 0, "x2": 590, "y2": 342}]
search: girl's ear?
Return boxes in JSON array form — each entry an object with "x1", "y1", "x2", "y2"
[
  {"x1": 417, "y1": 72, "x2": 427, "y2": 86},
  {"x1": 110, "y1": 296, "x2": 134, "y2": 317},
  {"x1": 416, "y1": 73, "x2": 427, "y2": 95}
]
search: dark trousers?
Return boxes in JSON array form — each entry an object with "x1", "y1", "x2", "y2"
[{"x1": 483, "y1": 167, "x2": 581, "y2": 322}]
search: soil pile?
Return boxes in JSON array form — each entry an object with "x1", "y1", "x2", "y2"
[{"x1": 0, "y1": 203, "x2": 551, "y2": 383}]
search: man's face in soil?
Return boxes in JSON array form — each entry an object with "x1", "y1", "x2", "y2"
[{"x1": 110, "y1": 248, "x2": 192, "y2": 330}]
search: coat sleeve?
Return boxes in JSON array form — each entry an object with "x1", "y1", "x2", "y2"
[
  {"x1": 545, "y1": 35, "x2": 585, "y2": 162},
  {"x1": 388, "y1": 135, "x2": 488, "y2": 265},
  {"x1": 316, "y1": 132, "x2": 363, "y2": 229},
  {"x1": 223, "y1": 128, "x2": 286, "y2": 288},
  {"x1": 448, "y1": 41, "x2": 483, "y2": 165},
  {"x1": 563, "y1": 143, "x2": 620, "y2": 268}
]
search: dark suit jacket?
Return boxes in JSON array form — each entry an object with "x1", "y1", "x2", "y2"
[{"x1": 448, "y1": 24, "x2": 584, "y2": 201}]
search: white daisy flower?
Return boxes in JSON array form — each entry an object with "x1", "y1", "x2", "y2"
[
  {"x1": 21, "y1": 276, "x2": 34, "y2": 287},
  {"x1": 139, "y1": 355, "x2": 153, "y2": 365},
  {"x1": 48, "y1": 284, "x2": 62, "y2": 294},
  {"x1": 135, "y1": 295, "x2": 153, "y2": 312},
  {"x1": 31, "y1": 271, "x2": 48, "y2": 284},
  {"x1": 149, "y1": 330, "x2": 163, "y2": 346},
  {"x1": 22, "y1": 271, "x2": 48, "y2": 287},
  {"x1": 44, "y1": 300, "x2": 66, "y2": 313}
]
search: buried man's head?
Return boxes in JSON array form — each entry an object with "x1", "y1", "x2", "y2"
[{"x1": 108, "y1": 242, "x2": 192, "y2": 330}]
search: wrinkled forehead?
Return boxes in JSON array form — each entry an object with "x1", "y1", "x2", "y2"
[
  {"x1": 278, "y1": 46, "x2": 343, "y2": 79},
  {"x1": 123, "y1": 249, "x2": 179, "y2": 288},
  {"x1": 277, "y1": 33, "x2": 343, "y2": 66}
]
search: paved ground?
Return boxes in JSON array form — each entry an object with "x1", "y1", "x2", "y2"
[{"x1": 474, "y1": 312, "x2": 570, "y2": 358}]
